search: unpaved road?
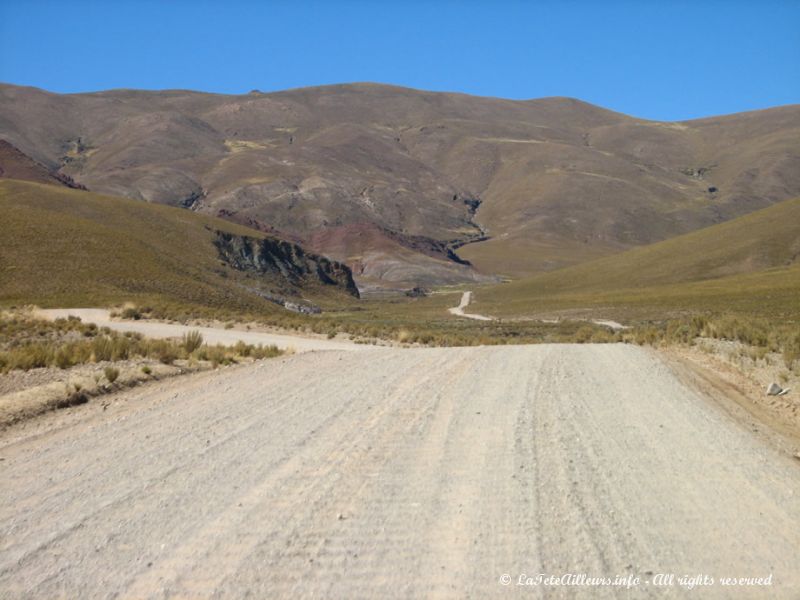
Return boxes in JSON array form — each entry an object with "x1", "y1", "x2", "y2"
[
  {"x1": 448, "y1": 291, "x2": 494, "y2": 321},
  {"x1": 1, "y1": 345, "x2": 799, "y2": 598},
  {"x1": 446, "y1": 294, "x2": 628, "y2": 330},
  {"x1": 36, "y1": 308, "x2": 362, "y2": 353}
]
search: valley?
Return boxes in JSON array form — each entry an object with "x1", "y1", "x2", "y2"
[
  {"x1": 1, "y1": 81, "x2": 799, "y2": 599},
  {"x1": 2, "y1": 83, "x2": 798, "y2": 287}
]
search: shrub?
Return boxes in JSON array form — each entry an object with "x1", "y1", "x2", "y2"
[
  {"x1": 121, "y1": 307, "x2": 142, "y2": 320},
  {"x1": 182, "y1": 330, "x2": 203, "y2": 353},
  {"x1": 149, "y1": 340, "x2": 179, "y2": 365},
  {"x1": 92, "y1": 336, "x2": 114, "y2": 362},
  {"x1": 104, "y1": 366, "x2": 120, "y2": 383},
  {"x1": 55, "y1": 346, "x2": 76, "y2": 369},
  {"x1": 783, "y1": 330, "x2": 800, "y2": 369},
  {"x1": 251, "y1": 344, "x2": 281, "y2": 359},
  {"x1": 13, "y1": 344, "x2": 52, "y2": 370},
  {"x1": 573, "y1": 325, "x2": 596, "y2": 344},
  {"x1": 141, "y1": 365, "x2": 152, "y2": 375},
  {"x1": 199, "y1": 344, "x2": 229, "y2": 367}
]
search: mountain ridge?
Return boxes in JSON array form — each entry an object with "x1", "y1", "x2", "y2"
[{"x1": 2, "y1": 82, "x2": 798, "y2": 285}]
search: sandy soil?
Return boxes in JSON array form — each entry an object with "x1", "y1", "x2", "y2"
[
  {"x1": 35, "y1": 309, "x2": 366, "y2": 353},
  {"x1": 1, "y1": 344, "x2": 798, "y2": 598}
]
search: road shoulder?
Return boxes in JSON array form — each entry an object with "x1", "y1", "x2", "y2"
[{"x1": 658, "y1": 347, "x2": 800, "y2": 461}]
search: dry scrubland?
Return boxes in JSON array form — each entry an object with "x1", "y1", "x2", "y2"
[
  {"x1": 1, "y1": 179, "x2": 796, "y2": 351},
  {"x1": 0, "y1": 312, "x2": 282, "y2": 373},
  {"x1": 1, "y1": 180, "x2": 798, "y2": 431},
  {"x1": 1, "y1": 83, "x2": 799, "y2": 596},
  {"x1": 0, "y1": 180, "x2": 355, "y2": 314},
  {"x1": 475, "y1": 196, "x2": 800, "y2": 320},
  {"x1": 0, "y1": 311, "x2": 283, "y2": 427}
]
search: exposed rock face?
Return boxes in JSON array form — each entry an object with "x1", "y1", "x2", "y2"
[{"x1": 213, "y1": 231, "x2": 360, "y2": 298}]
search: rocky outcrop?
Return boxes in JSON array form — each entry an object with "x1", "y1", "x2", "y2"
[{"x1": 214, "y1": 231, "x2": 360, "y2": 298}]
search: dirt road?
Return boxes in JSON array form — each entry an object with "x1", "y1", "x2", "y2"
[
  {"x1": 1, "y1": 345, "x2": 798, "y2": 598},
  {"x1": 448, "y1": 291, "x2": 494, "y2": 320},
  {"x1": 36, "y1": 308, "x2": 362, "y2": 353}
]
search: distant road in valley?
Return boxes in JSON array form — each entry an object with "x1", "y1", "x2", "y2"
[{"x1": 448, "y1": 291, "x2": 494, "y2": 321}]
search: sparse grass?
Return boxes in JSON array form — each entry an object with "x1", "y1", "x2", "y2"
[
  {"x1": 2, "y1": 182, "x2": 796, "y2": 359},
  {"x1": 619, "y1": 314, "x2": 800, "y2": 366},
  {"x1": 0, "y1": 179, "x2": 354, "y2": 314},
  {"x1": 0, "y1": 312, "x2": 284, "y2": 374},
  {"x1": 783, "y1": 330, "x2": 800, "y2": 370},
  {"x1": 477, "y1": 197, "x2": 800, "y2": 320}
]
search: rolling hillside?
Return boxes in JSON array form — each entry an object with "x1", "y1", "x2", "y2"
[
  {"x1": 0, "y1": 140, "x2": 84, "y2": 189},
  {"x1": 0, "y1": 179, "x2": 358, "y2": 311},
  {"x1": 477, "y1": 197, "x2": 800, "y2": 319},
  {"x1": 1, "y1": 83, "x2": 798, "y2": 285}
]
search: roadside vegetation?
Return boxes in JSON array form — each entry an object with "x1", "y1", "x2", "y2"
[
  {"x1": 0, "y1": 312, "x2": 282, "y2": 374},
  {"x1": 627, "y1": 314, "x2": 799, "y2": 371},
  {"x1": 99, "y1": 290, "x2": 799, "y2": 367},
  {"x1": 108, "y1": 295, "x2": 623, "y2": 347}
]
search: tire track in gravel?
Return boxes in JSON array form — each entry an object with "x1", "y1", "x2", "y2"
[{"x1": 1, "y1": 344, "x2": 799, "y2": 599}]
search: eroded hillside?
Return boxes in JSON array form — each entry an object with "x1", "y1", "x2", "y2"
[{"x1": 1, "y1": 83, "x2": 798, "y2": 284}]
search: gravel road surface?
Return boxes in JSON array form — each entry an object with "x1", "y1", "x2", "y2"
[
  {"x1": 1, "y1": 344, "x2": 798, "y2": 598},
  {"x1": 36, "y1": 309, "x2": 362, "y2": 353}
]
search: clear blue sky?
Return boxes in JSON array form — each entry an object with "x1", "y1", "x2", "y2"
[{"x1": 1, "y1": 0, "x2": 798, "y2": 120}]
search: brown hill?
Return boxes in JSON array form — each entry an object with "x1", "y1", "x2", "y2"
[
  {"x1": 0, "y1": 139, "x2": 85, "y2": 189},
  {"x1": 0, "y1": 179, "x2": 358, "y2": 311},
  {"x1": 1, "y1": 83, "x2": 798, "y2": 284}
]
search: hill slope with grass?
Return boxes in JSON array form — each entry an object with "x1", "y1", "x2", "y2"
[
  {"x1": 478, "y1": 197, "x2": 800, "y2": 319},
  {"x1": 0, "y1": 179, "x2": 358, "y2": 313},
  {"x1": 1, "y1": 83, "x2": 798, "y2": 284}
]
